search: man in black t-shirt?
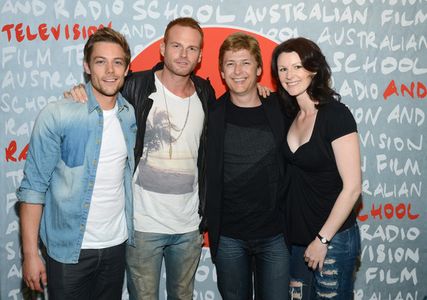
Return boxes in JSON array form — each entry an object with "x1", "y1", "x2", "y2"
[{"x1": 206, "y1": 33, "x2": 289, "y2": 300}]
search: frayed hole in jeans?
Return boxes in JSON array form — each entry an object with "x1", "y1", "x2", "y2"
[
  {"x1": 317, "y1": 291, "x2": 338, "y2": 298},
  {"x1": 289, "y1": 280, "x2": 303, "y2": 299}
]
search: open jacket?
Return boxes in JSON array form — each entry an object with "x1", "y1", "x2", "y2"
[
  {"x1": 122, "y1": 62, "x2": 216, "y2": 232},
  {"x1": 206, "y1": 91, "x2": 289, "y2": 261},
  {"x1": 17, "y1": 84, "x2": 136, "y2": 263}
]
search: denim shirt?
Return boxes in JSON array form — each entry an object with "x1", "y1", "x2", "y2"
[{"x1": 17, "y1": 83, "x2": 136, "y2": 264}]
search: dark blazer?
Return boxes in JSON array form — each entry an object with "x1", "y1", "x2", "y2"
[{"x1": 205, "y1": 91, "x2": 288, "y2": 261}]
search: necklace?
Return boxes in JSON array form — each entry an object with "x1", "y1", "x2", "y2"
[{"x1": 161, "y1": 80, "x2": 191, "y2": 159}]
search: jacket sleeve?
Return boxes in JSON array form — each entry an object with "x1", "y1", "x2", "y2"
[
  {"x1": 16, "y1": 104, "x2": 62, "y2": 204},
  {"x1": 206, "y1": 79, "x2": 217, "y2": 105},
  {"x1": 121, "y1": 73, "x2": 138, "y2": 107}
]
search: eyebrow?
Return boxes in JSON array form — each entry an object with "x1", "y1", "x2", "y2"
[
  {"x1": 168, "y1": 41, "x2": 200, "y2": 48},
  {"x1": 279, "y1": 61, "x2": 302, "y2": 66},
  {"x1": 225, "y1": 57, "x2": 253, "y2": 62},
  {"x1": 92, "y1": 56, "x2": 125, "y2": 60}
]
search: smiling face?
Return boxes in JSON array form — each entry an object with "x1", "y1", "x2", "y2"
[
  {"x1": 160, "y1": 25, "x2": 202, "y2": 78},
  {"x1": 84, "y1": 41, "x2": 129, "y2": 110},
  {"x1": 220, "y1": 49, "x2": 261, "y2": 97},
  {"x1": 276, "y1": 51, "x2": 316, "y2": 101}
]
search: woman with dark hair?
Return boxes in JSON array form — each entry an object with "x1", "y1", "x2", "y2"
[{"x1": 271, "y1": 37, "x2": 361, "y2": 299}]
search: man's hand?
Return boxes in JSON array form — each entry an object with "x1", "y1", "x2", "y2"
[
  {"x1": 63, "y1": 83, "x2": 88, "y2": 103},
  {"x1": 22, "y1": 254, "x2": 47, "y2": 293},
  {"x1": 257, "y1": 83, "x2": 272, "y2": 98},
  {"x1": 20, "y1": 203, "x2": 45, "y2": 292}
]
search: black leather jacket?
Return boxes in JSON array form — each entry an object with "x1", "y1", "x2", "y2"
[{"x1": 121, "y1": 62, "x2": 216, "y2": 232}]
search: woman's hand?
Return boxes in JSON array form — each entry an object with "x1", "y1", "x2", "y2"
[{"x1": 304, "y1": 238, "x2": 328, "y2": 271}]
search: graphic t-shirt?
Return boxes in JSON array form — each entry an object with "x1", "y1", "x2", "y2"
[{"x1": 133, "y1": 75, "x2": 204, "y2": 233}]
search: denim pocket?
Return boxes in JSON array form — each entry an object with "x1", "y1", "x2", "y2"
[
  {"x1": 61, "y1": 130, "x2": 89, "y2": 167},
  {"x1": 327, "y1": 224, "x2": 360, "y2": 258}
]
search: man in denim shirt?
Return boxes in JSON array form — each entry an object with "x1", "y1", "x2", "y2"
[{"x1": 16, "y1": 28, "x2": 136, "y2": 300}]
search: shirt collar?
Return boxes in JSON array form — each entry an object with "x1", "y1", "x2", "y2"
[{"x1": 85, "y1": 82, "x2": 128, "y2": 113}]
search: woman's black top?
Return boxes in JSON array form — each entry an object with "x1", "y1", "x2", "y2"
[{"x1": 283, "y1": 100, "x2": 358, "y2": 246}]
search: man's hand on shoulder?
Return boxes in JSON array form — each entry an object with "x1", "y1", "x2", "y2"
[
  {"x1": 257, "y1": 83, "x2": 272, "y2": 98},
  {"x1": 63, "y1": 83, "x2": 88, "y2": 103}
]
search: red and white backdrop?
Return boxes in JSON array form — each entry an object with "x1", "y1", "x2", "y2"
[{"x1": 1, "y1": 1, "x2": 426, "y2": 299}]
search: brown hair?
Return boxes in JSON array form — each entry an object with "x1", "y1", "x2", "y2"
[
  {"x1": 163, "y1": 17, "x2": 204, "y2": 46},
  {"x1": 271, "y1": 37, "x2": 340, "y2": 118},
  {"x1": 219, "y1": 32, "x2": 263, "y2": 71},
  {"x1": 84, "y1": 27, "x2": 131, "y2": 68}
]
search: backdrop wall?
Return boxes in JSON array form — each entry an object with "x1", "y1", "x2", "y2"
[{"x1": 1, "y1": 1, "x2": 426, "y2": 299}]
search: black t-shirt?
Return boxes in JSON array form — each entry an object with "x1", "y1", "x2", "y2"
[
  {"x1": 221, "y1": 99, "x2": 283, "y2": 240},
  {"x1": 283, "y1": 101, "x2": 357, "y2": 246}
]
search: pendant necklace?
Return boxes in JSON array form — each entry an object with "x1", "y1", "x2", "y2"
[{"x1": 161, "y1": 79, "x2": 191, "y2": 159}]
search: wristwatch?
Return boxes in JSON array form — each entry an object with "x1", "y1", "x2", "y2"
[{"x1": 317, "y1": 233, "x2": 330, "y2": 245}]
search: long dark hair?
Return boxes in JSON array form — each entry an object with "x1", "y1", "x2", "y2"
[{"x1": 271, "y1": 37, "x2": 340, "y2": 118}]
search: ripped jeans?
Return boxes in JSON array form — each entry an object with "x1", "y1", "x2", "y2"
[{"x1": 289, "y1": 223, "x2": 360, "y2": 300}]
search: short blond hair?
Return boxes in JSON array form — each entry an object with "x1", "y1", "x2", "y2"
[{"x1": 219, "y1": 32, "x2": 263, "y2": 70}]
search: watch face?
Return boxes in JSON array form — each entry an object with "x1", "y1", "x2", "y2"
[{"x1": 317, "y1": 234, "x2": 329, "y2": 244}]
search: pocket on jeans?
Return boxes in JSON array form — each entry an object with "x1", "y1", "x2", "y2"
[{"x1": 328, "y1": 225, "x2": 359, "y2": 257}]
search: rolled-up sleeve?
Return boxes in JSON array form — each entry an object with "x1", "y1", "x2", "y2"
[{"x1": 16, "y1": 104, "x2": 61, "y2": 205}]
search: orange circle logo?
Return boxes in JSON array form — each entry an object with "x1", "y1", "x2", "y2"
[
  {"x1": 131, "y1": 27, "x2": 278, "y2": 247},
  {"x1": 131, "y1": 27, "x2": 279, "y2": 96}
]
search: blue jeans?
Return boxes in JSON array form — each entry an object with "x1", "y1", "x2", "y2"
[
  {"x1": 46, "y1": 243, "x2": 126, "y2": 300},
  {"x1": 215, "y1": 234, "x2": 290, "y2": 300},
  {"x1": 289, "y1": 223, "x2": 361, "y2": 300},
  {"x1": 126, "y1": 230, "x2": 203, "y2": 300}
]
